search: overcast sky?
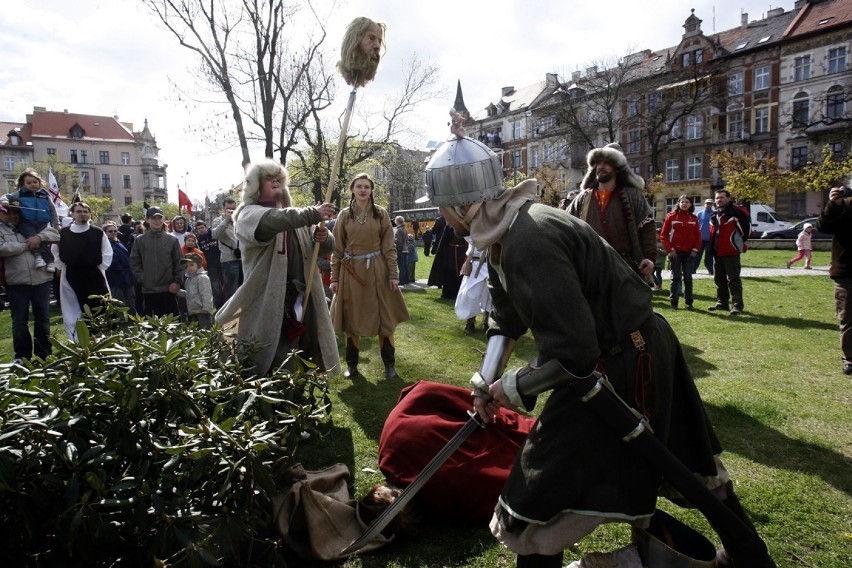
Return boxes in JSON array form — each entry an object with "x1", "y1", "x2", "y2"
[{"x1": 2, "y1": 0, "x2": 789, "y2": 204}]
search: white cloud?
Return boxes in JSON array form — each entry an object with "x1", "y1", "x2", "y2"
[{"x1": 1, "y1": 0, "x2": 784, "y2": 204}]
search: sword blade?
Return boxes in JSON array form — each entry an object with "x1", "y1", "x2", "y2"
[{"x1": 340, "y1": 412, "x2": 485, "y2": 556}]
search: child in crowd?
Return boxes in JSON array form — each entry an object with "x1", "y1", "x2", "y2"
[
  {"x1": 182, "y1": 232, "x2": 208, "y2": 269},
  {"x1": 178, "y1": 252, "x2": 214, "y2": 329},
  {"x1": 407, "y1": 234, "x2": 418, "y2": 284},
  {"x1": 3, "y1": 169, "x2": 58, "y2": 272},
  {"x1": 652, "y1": 227, "x2": 666, "y2": 292},
  {"x1": 787, "y1": 223, "x2": 813, "y2": 269}
]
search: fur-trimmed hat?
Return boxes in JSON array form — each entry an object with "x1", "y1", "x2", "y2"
[
  {"x1": 236, "y1": 159, "x2": 291, "y2": 221},
  {"x1": 582, "y1": 143, "x2": 645, "y2": 190}
]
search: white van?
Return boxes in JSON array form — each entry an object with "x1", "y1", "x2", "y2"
[{"x1": 749, "y1": 203, "x2": 790, "y2": 238}]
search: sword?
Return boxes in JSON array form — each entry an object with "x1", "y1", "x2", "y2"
[{"x1": 340, "y1": 411, "x2": 486, "y2": 556}]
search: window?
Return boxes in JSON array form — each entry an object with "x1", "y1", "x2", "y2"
[
  {"x1": 101, "y1": 173, "x2": 111, "y2": 190},
  {"x1": 70, "y1": 150, "x2": 78, "y2": 164},
  {"x1": 627, "y1": 95, "x2": 640, "y2": 117},
  {"x1": 686, "y1": 156, "x2": 702, "y2": 180},
  {"x1": 123, "y1": 174, "x2": 131, "y2": 189},
  {"x1": 754, "y1": 107, "x2": 770, "y2": 133},
  {"x1": 695, "y1": 49, "x2": 703, "y2": 64},
  {"x1": 17, "y1": 157, "x2": 28, "y2": 166},
  {"x1": 544, "y1": 143, "x2": 554, "y2": 162},
  {"x1": 99, "y1": 151, "x2": 110, "y2": 164},
  {"x1": 79, "y1": 172, "x2": 89, "y2": 188},
  {"x1": 791, "y1": 146, "x2": 808, "y2": 170},
  {"x1": 792, "y1": 94, "x2": 810, "y2": 128},
  {"x1": 728, "y1": 72, "x2": 743, "y2": 95},
  {"x1": 828, "y1": 142, "x2": 844, "y2": 160},
  {"x1": 531, "y1": 148, "x2": 540, "y2": 169},
  {"x1": 628, "y1": 129, "x2": 641, "y2": 153},
  {"x1": 827, "y1": 86, "x2": 845, "y2": 119},
  {"x1": 512, "y1": 150, "x2": 522, "y2": 169},
  {"x1": 665, "y1": 197, "x2": 680, "y2": 213},
  {"x1": 647, "y1": 92, "x2": 660, "y2": 110},
  {"x1": 665, "y1": 159, "x2": 680, "y2": 182},
  {"x1": 512, "y1": 120, "x2": 521, "y2": 139},
  {"x1": 144, "y1": 175, "x2": 150, "y2": 188},
  {"x1": 121, "y1": 152, "x2": 130, "y2": 165},
  {"x1": 828, "y1": 47, "x2": 847, "y2": 74},
  {"x1": 682, "y1": 52, "x2": 691, "y2": 67},
  {"x1": 80, "y1": 150, "x2": 88, "y2": 164},
  {"x1": 728, "y1": 112, "x2": 744, "y2": 139},
  {"x1": 754, "y1": 65, "x2": 770, "y2": 90},
  {"x1": 125, "y1": 193, "x2": 133, "y2": 206},
  {"x1": 669, "y1": 120, "x2": 681, "y2": 140},
  {"x1": 46, "y1": 148, "x2": 56, "y2": 156},
  {"x1": 793, "y1": 55, "x2": 811, "y2": 82},
  {"x1": 4, "y1": 157, "x2": 14, "y2": 170},
  {"x1": 686, "y1": 115, "x2": 703, "y2": 140}
]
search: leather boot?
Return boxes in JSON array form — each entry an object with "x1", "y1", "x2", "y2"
[
  {"x1": 343, "y1": 338, "x2": 359, "y2": 379},
  {"x1": 380, "y1": 340, "x2": 399, "y2": 380},
  {"x1": 713, "y1": 482, "x2": 776, "y2": 568},
  {"x1": 464, "y1": 318, "x2": 476, "y2": 334}
]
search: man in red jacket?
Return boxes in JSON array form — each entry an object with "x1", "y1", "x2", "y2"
[{"x1": 708, "y1": 190, "x2": 751, "y2": 315}]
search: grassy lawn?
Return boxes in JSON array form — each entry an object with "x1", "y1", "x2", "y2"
[{"x1": 2, "y1": 247, "x2": 849, "y2": 567}]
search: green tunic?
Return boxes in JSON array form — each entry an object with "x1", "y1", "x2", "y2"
[{"x1": 488, "y1": 202, "x2": 721, "y2": 528}]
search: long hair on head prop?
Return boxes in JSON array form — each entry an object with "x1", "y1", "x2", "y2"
[{"x1": 336, "y1": 17, "x2": 387, "y2": 88}]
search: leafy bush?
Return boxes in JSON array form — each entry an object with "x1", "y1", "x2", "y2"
[{"x1": 0, "y1": 300, "x2": 331, "y2": 566}]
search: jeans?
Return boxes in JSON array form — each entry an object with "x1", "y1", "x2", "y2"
[
  {"x1": 834, "y1": 277, "x2": 852, "y2": 365},
  {"x1": 693, "y1": 240, "x2": 713, "y2": 274},
  {"x1": 669, "y1": 252, "x2": 695, "y2": 306},
  {"x1": 7, "y1": 281, "x2": 52, "y2": 360},
  {"x1": 713, "y1": 255, "x2": 743, "y2": 309},
  {"x1": 221, "y1": 260, "x2": 242, "y2": 304},
  {"x1": 397, "y1": 253, "x2": 410, "y2": 284}
]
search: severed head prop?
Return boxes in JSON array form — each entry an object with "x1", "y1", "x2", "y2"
[{"x1": 337, "y1": 17, "x2": 387, "y2": 88}]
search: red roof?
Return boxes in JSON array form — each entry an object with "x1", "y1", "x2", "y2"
[
  {"x1": 786, "y1": 0, "x2": 852, "y2": 38},
  {"x1": 29, "y1": 110, "x2": 134, "y2": 141}
]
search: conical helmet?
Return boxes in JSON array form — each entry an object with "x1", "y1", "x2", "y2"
[{"x1": 424, "y1": 136, "x2": 505, "y2": 207}]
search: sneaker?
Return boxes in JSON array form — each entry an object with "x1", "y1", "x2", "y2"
[
  {"x1": 33, "y1": 256, "x2": 46, "y2": 269},
  {"x1": 786, "y1": 261, "x2": 792, "y2": 269},
  {"x1": 685, "y1": 304, "x2": 695, "y2": 311},
  {"x1": 45, "y1": 263, "x2": 56, "y2": 273},
  {"x1": 804, "y1": 266, "x2": 812, "y2": 270},
  {"x1": 708, "y1": 303, "x2": 728, "y2": 311},
  {"x1": 730, "y1": 306, "x2": 743, "y2": 315},
  {"x1": 844, "y1": 363, "x2": 852, "y2": 375}
]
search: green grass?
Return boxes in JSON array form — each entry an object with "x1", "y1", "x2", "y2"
[{"x1": 2, "y1": 248, "x2": 850, "y2": 567}]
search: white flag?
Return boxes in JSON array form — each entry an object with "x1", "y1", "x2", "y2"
[{"x1": 48, "y1": 167, "x2": 69, "y2": 218}]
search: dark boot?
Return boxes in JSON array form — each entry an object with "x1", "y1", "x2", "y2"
[
  {"x1": 464, "y1": 318, "x2": 476, "y2": 334},
  {"x1": 516, "y1": 552, "x2": 563, "y2": 568},
  {"x1": 344, "y1": 338, "x2": 359, "y2": 379},
  {"x1": 380, "y1": 340, "x2": 399, "y2": 380},
  {"x1": 713, "y1": 482, "x2": 776, "y2": 568}
]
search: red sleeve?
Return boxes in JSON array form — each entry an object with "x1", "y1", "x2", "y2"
[
  {"x1": 691, "y1": 215, "x2": 702, "y2": 251},
  {"x1": 660, "y1": 213, "x2": 674, "y2": 252}
]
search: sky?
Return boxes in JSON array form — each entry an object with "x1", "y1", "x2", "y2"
[{"x1": 1, "y1": 0, "x2": 792, "y2": 205}]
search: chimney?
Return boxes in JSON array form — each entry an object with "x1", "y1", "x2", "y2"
[
  {"x1": 501, "y1": 86, "x2": 514, "y2": 97},
  {"x1": 767, "y1": 7, "x2": 784, "y2": 18},
  {"x1": 585, "y1": 65, "x2": 598, "y2": 76},
  {"x1": 741, "y1": 12, "x2": 748, "y2": 28},
  {"x1": 572, "y1": 70, "x2": 582, "y2": 81}
]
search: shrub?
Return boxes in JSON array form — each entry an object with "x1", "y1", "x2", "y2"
[{"x1": 0, "y1": 300, "x2": 331, "y2": 566}]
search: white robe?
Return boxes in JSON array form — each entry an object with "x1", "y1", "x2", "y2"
[{"x1": 454, "y1": 237, "x2": 492, "y2": 320}]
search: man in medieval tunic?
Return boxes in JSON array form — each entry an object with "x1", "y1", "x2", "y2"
[
  {"x1": 422, "y1": 116, "x2": 774, "y2": 568},
  {"x1": 215, "y1": 159, "x2": 340, "y2": 376}
]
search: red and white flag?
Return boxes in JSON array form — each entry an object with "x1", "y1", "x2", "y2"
[
  {"x1": 178, "y1": 187, "x2": 193, "y2": 217},
  {"x1": 48, "y1": 167, "x2": 69, "y2": 217}
]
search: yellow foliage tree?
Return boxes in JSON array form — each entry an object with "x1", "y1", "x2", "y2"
[
  {"x1": 712, "y1": 150, "x2": 797, "y2": 203},
  {"x1": 797, "y1": 145, "x2": 852, "y2": 192}
]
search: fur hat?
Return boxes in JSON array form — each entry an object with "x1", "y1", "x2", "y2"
[
  {"x1": 236, "y1": 159, "x2": 291, "y2": 221},
  {"x1": 582, "y1": 143, "x2": 645, "y2": 190}
]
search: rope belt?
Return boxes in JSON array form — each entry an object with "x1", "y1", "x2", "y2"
[{"x1": 343, "y1": 249, "x2": 381, "y2": 269}]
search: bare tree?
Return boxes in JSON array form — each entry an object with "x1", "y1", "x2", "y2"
[{"x1": 142, "y1": 0, "x2": 335, "y2": 167}]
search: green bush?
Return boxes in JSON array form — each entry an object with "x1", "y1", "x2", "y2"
[{"x1": 0, "y1": 300, "x2": 331, "y2": 566}]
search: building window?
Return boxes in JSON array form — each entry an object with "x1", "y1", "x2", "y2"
[
  {"x1": 17, "y1": 157, "x2": 28, "y2": 166},
  {"x1": 121, "y1": 152, "x2": 130, "y2": 165},
  {"x1": 627, "y1": 95, "x2": 640, "y2": 117},
  {"x1": 531, "y1": 148, "x2": 540, "y2": 169},
  {"x1": 729, "y1": 72, "x2": 743, "y2": 95},
  {"x1": 792, "y1": 94, "x2": 810, "y2": 128},
  {"x1": 686, "y1": 156, "x2": 702, "y2": 180},
  {"x1": 665, "y1": 159, "x2": 680, "y2": 182},
  {"x1": 827, "y1": 86, "x2": 845, "y2": 119},
  {"x1": 80, "y1": 150, "x2": 88, "y2": 164},
  {"x1": 728, "y1": 112, "x2": 744, "y2": 139},
  {"x1": 79, "y1": 172, "x2": 89, "y2": 188},
  {"x1": 46, "y1": 148, "x2": 56, "y2": 156},
  {"x1": 828, "y1": 47, "x2": 847, "y2": 74},
  {"x1": 793, "y1": 55, "x2": 811, "y2": 82},
  {"x1": 682, "y1": 52, "x2": 691, "y2": 67},
  {"x1": 828, "y1": 142, "x2": 844, "y2": 160},
  {"x1": 544, "y1": 143, "x2": 554, "y2": 162},
  {"x1": 70, "y1": 150, "x2": 78, "y2": 164},
  {"x1": 754, "y1": 65, "x2": 770, "y2": 90},
  {"x1": 99, "y1": 151, "x2": 110, "y2": 164},
  {"x1": 123, "y1": 174, "x2": 131, "y2": 189},
  {"x1": 647, "y1": 92, "x2": 660, "y2": 110},
  {"x1": 101, "y1": 173, "x2": 111, "y2": 190},
  {"x1": 669, "y1": 119, "x2": 681, "y2": 141},
  {"x1": 512, "y1": 150, "x2": 522, "y2": 169},
  {"x1": 791, "y1": 146, "x2": 808, "y2": 170},
  {"x1": 694, "y1": 49, "x2": 703, "y2": 64},
  {"x1": 628, "y1": 129, "x2": 641, "y2": 153},
  {"x1": 512, "y1": 120, "x2": 521, "y2": 139},
  {"x1": 754, "y1": 107, "x2": 770, "y2": 134},
  {"x1": 686, "y1": 115, "x2": 703, "y2": 140},
  {"x1": 4, "y1": 157, "x2": 14, "y2": 170}
]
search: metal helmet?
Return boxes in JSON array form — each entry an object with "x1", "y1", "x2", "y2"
[{"x1": 424, "y1": 136, "x2": 505, "y2": 207}]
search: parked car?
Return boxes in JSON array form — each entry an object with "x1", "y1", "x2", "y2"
[{"x1": 761, "y1": 217, "x2": 832, "y2": 240}]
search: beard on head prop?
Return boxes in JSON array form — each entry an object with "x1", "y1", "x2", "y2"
[{"x1": 337, "y1": 17, "x2": 386, "y2": 88}]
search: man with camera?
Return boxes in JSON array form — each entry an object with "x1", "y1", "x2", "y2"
[
  {"x1": 212, "y1": 197, "x2": 242, "y2": 304},
  {"x1": 817, "y1": 185, "x2": 852, "y2": 374}
]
